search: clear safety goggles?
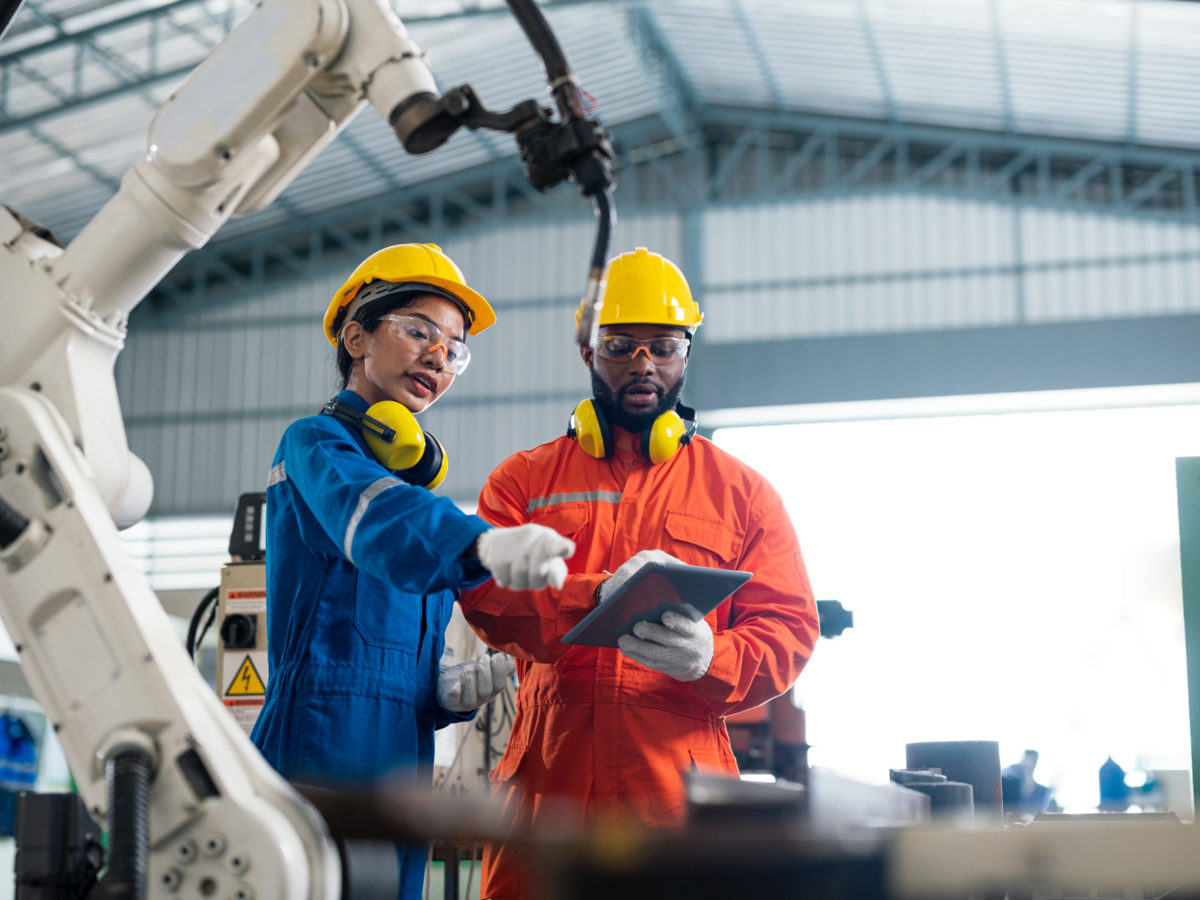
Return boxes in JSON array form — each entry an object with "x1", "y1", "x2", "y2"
[
  {"x1": 382, "y1": 315, "x2": 471, "y2": 375},
  {"x1": 595, "y1": 335, "x2": 690, "y2": 363}
]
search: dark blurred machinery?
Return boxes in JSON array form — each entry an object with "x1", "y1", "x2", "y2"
[
  {"x1": 724, "y1": 599, "x2": 853, "y2": 782},
  {"x1": 14, "y1": 794, "x2": 102, "y2": 900},
  {"x1": 725, "y1": 694, "x2": 808, "y2": 783}
]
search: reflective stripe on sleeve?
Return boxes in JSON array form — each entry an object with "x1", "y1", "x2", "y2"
[
  {"x1": 266, "y1": 461, "x2": 287, "y2": 487},
  {"x1": 526, "y1": 491, "x2": 622, "y2": 514},
  {"x1": 344, "y1": 476, "x2": 403, "y2": 564}
]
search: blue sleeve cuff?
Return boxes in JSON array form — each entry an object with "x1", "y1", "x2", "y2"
[
  {"x1": 443, "y1": 518, "x2": 494, "y2": 589},
  {"x1": 435, "y1": 706, "x2": 477, "y2": 729}
]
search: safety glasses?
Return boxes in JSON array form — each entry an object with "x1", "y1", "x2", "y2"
[
  {"x1": 382, "y1": 315, "x2": 471, "y2": 375},
  {"x1": 595, "y1": 335, "x2": 689, "y2": 363}
]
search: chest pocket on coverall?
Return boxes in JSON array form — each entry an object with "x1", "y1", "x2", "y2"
[
  {"x1": 354, "y1": 571, "x2": 422, "y2": 654},
  {"x1": 664, "y1": 512, "x2": 744, "y2": 634},
  {"x1": 529, "y1": 505, "x2": 590, "y2": 573},
  {"x1": 663, "y1": 511, "x2": 742, "y2": 568}
]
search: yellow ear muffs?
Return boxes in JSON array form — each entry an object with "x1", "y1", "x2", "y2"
[
  {"x1": 568, "y1": 400, "x2": 698, "y2": 464},
  {"x1": 566, "y1": 399, "x2": 613, "y2": 459},
  {"x1": 361, "y1": 401, "x2": 425, "y2": 470},
  {"x1": 641, "y1": 404, "x2": 698, "y2": 464},
  {"x1": 641, "y1": 408, "x2": 687, "y2": 464},
  {"x1": 322, "y1": 399, "x2": 449, "y2": 489}
]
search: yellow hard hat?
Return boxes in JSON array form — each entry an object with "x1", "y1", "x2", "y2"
[
  {"x1": 324, "y1": 243, "x2": 496, "y2": 346},
  {"x1": 576, "y1": 247, "x2": 703, "y2": 333}
]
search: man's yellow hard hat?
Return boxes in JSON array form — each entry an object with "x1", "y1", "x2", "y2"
[
  {"x1": 576, "y1": 247, "x2": 703, "y2": 333},
  {"x1": 324, "y1": 243, "x2": 496, "y2": 346}
]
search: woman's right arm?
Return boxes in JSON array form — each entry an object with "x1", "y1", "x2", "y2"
[
  {"x1": 458, "y1": 465, "x2": 604, "y2": 664},
  {"x1": 280, "y1": 418, "x2": 491, "y2": 595}
]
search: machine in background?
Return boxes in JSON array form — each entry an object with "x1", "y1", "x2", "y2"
[
  {"x1": 217, "y1": 494, "x2": 269, "y2": 736},
  {"x1": 186, "y1": 494, "x2": 269, "y2": 737},
  {"x1": 725, "y1": 599, "x2": 852, "y2": 783}
]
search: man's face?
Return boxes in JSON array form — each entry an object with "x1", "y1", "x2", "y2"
[{"x1": 581, "y1": 322, "x2": 689, "y2": 432}]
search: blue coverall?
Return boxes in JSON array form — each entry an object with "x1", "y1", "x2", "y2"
[{"x1": 251, "y1": 389, "x2": 492, "y2": 899}]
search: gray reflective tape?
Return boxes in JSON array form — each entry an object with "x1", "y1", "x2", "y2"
[
  {"x1": 266, "y1": 461, "x2": 287, "y2": 488},
  {"x1": 526, "y1": 491, "x2": 622, "y2": 514},
  {"x1": 344, "y1": 476, "x2": 402, "y2": 564}
]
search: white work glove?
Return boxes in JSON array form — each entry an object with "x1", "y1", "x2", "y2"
[
  {"x1": 437, "y1": 652, "x2": 517, "y2": 713},
  {"x1": 476, "y1": 524, "x2": 575, "y2": 590},
  {"x1": 597, "y1": 549, "x2": 684, "y2": 602},
  {"x1": 618, "y1": 610, "x2": 714, "y2": 683}
]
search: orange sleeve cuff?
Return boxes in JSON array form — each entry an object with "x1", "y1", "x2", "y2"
[
  {"x1": 556, "y1": 574, "x2": 608, "y2": 635},
  {"x1": 688, "y1": 632, "x2": 740, "y2": 707}
]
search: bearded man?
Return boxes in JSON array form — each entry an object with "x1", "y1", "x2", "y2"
[{"x1": 459, "y1": 247, "x2": 819, "y2": 900}]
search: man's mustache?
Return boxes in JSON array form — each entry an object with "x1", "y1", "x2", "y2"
[{"x1": 618, "y1": 379, "x2": 663, "y2": 399}]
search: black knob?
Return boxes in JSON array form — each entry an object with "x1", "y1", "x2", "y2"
[{"x1": 219, "y1": 614, "x2": 256, "y2": 649}]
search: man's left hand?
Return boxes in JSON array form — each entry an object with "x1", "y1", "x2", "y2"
[
  {"x1": 617, "y1": 610, "x2": 713, "y2": 682},
  {"x1": 437, "y1": 652, "x2": 516, "y2": 712}
]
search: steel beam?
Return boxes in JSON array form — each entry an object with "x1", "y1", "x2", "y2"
[
  {"x1": 0, "y1": 0, "x2": 610, "y2": 135},
  {"x1": 145, "y1": 105, "x2": 1200, "y2": 310}
]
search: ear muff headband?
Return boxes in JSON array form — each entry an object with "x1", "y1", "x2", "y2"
[
  {"x1": 567, "y1": 401, "x2": 696, "y2": 464},
  {"x1": 322, "y1": 399, "x2": 449, "y2": 489}
]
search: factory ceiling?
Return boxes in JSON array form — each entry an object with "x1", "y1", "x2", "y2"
[{"x1": 3, "y1": 0, "x2": 1200, "y2": 305}]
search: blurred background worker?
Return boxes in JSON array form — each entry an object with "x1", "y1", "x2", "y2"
[
  {"x1": 458, "y1": 248, "x2": 820, "y2": 900},
  {"x1": 250, "y1": 244, "x2": 575, "y2": 900}
]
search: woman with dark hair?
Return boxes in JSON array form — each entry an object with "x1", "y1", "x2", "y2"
[{"x1": 251, "y1": 244, "x2": 574, "y2": 899}]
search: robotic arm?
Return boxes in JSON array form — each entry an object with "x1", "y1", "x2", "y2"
[{"x1": 0, "y1": 3, "x2": 613, "y2": 900}]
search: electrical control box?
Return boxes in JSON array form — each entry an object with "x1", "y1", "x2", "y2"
[
  {"x1": 216, "y1": 561, "x2": 268, "y2": 735},
  {"x1": 215, "y1": 493, "x2": 268, "y2": 736}
]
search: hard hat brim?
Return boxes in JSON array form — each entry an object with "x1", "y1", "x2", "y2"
[{"x1": 325, "y1": 276, "x2": 496, "y2": 346}]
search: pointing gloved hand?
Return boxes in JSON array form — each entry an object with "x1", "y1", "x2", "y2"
[
  {"x1": 476, "y1": 524, "x2": 575, "y2": 590},
  {"x1": 437, "y1": 652, "x2": 517, "y2": 713},
  {"x1": 617, "y1": 610, "x2": 714, "y2": 683},
  {"x1": 597, "y1": 549, "x2": 684, "y2": 603}
]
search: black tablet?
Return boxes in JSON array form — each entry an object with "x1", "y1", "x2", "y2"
[{"x1": 561, "y1": 562, "x2": 754, "y2": 648}]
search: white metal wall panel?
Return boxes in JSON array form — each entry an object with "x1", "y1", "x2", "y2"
[
  {"x1": 1021, "y1": 207, "x2": 1200, "y2": 265},
  {"x1": 702, "y1": 194, "x2": 1019, "y2": 342},
  {"x1": 1021, "y1": 207, "x2": 1200, "y2": 323},
  {"x1": 704, "y1": 273, "x2": 1018, "y2": 343},
  {"x1": 1024, "y1": 258, "x2": 1200, "y2": 323},
  {"x1": 704, "y1": 194, "x2": 1015, "y2": 288},
  {"x1": 701, "y1": 193, "x2": 1200, "y2": 344}
]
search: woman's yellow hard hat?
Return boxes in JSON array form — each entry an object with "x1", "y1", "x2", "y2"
[
  {"x1": 576, "y1": 247, "x2": 703, "y2": 333},
  {"x1": 324, "y1": 243, "x2": 496, "y2": 346}
]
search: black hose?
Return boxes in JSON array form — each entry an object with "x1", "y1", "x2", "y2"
[
  {"x1": 94, "y1": 749, "x2": 152, "y2": 900},
  {"x1": 0, "y1": 495, "x2": 29, "y2": 550},
  {"x1": 0, "y1": 0, "x2": 25, "y2": 44},
  {"x1": 589, "y1": 188, "x2": 614, "y2": 271},
  {"x1": 185, "y1": 588, "x2": 219, "y2": 661},
  {"x1": 504, "y1": 0, "x2": 584, "y2": 121}
]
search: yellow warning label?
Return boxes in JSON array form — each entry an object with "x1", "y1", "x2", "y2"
[{"x1": 226, "y1": 656, "x2": 266, "y2": 696}]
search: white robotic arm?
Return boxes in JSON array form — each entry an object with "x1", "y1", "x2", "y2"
[
  {"x1": 0, "y1": 2, "x2": 454, "y2": 896},
  {"x1": 0, "y1": 1, "x2": 615, "y2": 897}
]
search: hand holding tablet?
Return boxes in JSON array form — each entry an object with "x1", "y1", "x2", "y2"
[{"x1": 563, "y1": 557, "x2": 753, "y2": 648}]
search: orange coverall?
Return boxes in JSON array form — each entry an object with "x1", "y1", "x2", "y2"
[{"x1": 459, "y1": 427, "x2": 819, "y2": 899}]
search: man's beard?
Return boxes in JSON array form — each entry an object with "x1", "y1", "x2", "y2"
[{"x1": 591, "y1": 368, "x2": 686, "y2": 433}]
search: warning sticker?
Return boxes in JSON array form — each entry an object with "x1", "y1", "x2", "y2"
[
  {"x1": 225, "y1": 588, "x2": 266, "y2": 614},
  {"x1": 226, "y1": 654, "x2": 266, "y2": 696}
]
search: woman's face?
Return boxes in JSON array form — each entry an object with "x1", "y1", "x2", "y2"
[{"x1": 342, "y1": 294, "x2": 467, "y2": 413}]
